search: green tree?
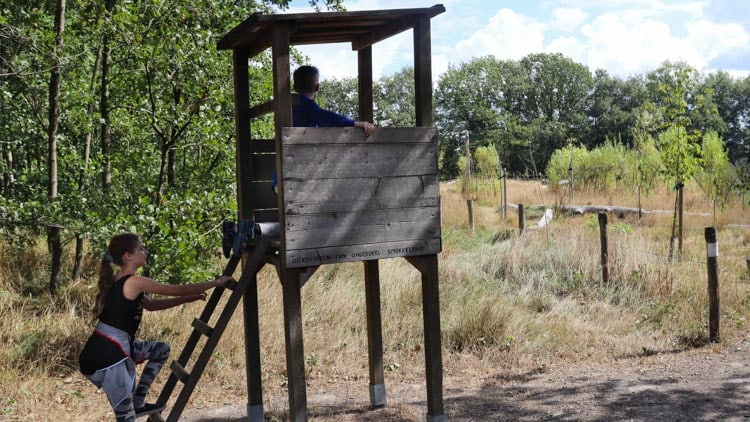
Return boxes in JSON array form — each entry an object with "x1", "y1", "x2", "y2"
[
  {"x1": 318, "y1": 76, "x2": 359, "y2": 119},
  {"x1": 696, "y1": 131, "x2": 735, "y2": 213},
  {"x1": 374, "y1": 67, "x2": 415, "y2": 127},
  {"x1": 518, "y1": 53, "x2": 593, "y2": 175},
  {"x1": 474, "y1": 145, "x2": 500, "y2": 179},
  {"x1": 1, "y1": 0, "x2": 327, "y2": 290},
  {"x1": 645, "y1": 62, "x2": 711, "y2": 259},
  {"x1": 435, "y1": 56, "x2": 508, "y2": 178},
  {"x1": 587, "y1": 70, "x2": 647, "y2": 148},
  {"x1": 704, "y1": 71, "x2": 748, "y2": 164}
]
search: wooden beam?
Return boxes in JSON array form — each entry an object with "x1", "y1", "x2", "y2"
[
  {"x1": 232, "y1": 48, "x2": 254, "y2": 220},
  {"x1": 243, "y1": 273, "x2": 264, "y2": 421},
  {"x1": 364, "y1": 260, "x2": 386, "y2": 407},
  {"x1": 417, "y1": 254, "x2": 444, "y2": 419},
  {"x1": 298, "y1": 265, "x2": 319, "y2": 288},
  {"x1": 413, "y1": 15, "x2": 433, "y2": 127},
  {"x1": 282, "y1": 126, "x2": 436, "y2": 144},
  {"x1": 281, "y1": 267, "x2": 307, "y2": 421},
  {"x1": 358, "y1": 46, "x2": 374, "y2": 123},
  {"x1": 287, "y1": 238, "x2": 440, "y2": 269},
  {"x1": 248, "y1": 100, "x2": 275, "y2": 119},
  {"x1": 352, "y1": 16, "x2": 413, "y2": 51},
  {"x1": 272, "y1": 22, "x2": 292, "y2": 268}
]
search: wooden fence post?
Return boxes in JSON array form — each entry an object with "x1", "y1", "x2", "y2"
[
  {"x1": 518, "y1": 204, "x2": 524, "y2": 235},
  {"x1": 568, "y1": 164, "x2": 573, "y2": 204},
  {"x1": 598, "y1": 213, "x2": 609, "y2": 284},
  {"x1": 467, "y1": 199, "x2": 474, "y2": 234},
  {"x1": 501, "y1": 167, "x2": 507, "y2": 220},
  {"x1": 705, "y1": 227, "x2": 720, "y2": 342}
]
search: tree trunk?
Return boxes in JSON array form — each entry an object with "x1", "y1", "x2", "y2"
[
  {"x1": 167, "y1": 144, "x2": 176, "y2": 188},
  {"x1": 47, "y1": 0, "x2": 66, "y2": 293},
  {"x1": 668, "y1": 186, "x2": 678, "y2": 262},
  {"x1": 0, "y1": 34, "x2": 12, "y2": 195},
  {"x1": 101, "y1": 40, "x2": 112, "y2": 193},
  {"x1": 155, "y1": 141, "x2": 169, "y2": 206},
  {"x1": 677, "y1": 183, "x2": 684, "y2": 260},
  {"x1": 72, "y1": 43, "x2": 104, "y2": 280},
  {"x1": 100, "y1": 0, "x2": 116, "y2": 194},
  {"x1": 2, "y1": 144, "x2": 13, "y2": 196}
]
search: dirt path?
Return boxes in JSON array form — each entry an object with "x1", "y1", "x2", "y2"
[{"x1": 181, "y1": 340, "x2": 750, "y2": 421}]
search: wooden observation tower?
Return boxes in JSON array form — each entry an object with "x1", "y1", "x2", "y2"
[{"x1": 150, "y1": 4, "x2": 446, "y2": 422}]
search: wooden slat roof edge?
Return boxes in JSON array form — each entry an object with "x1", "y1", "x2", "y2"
[{"x1": 217, "y1": 4, "x2": 445, "y2": 51}]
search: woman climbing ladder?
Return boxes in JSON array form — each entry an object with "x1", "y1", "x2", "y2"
[{"x1": 78, "y1": 233, "x2": 233, "y2": 421}]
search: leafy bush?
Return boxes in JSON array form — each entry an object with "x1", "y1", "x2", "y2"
[
  {"x1": 547, "y1": 139, "x2": 663, "y2": 195},
  {"x1": 694, "y1": 130, "x2": 737, "y2": 208}
]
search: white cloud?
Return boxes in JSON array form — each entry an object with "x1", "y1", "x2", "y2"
[
  {"x1": 577, "y1": 11, "x2": 750, "y2": 75},
  {"x1": 684, "y1": 20, "x2": 750, "y2": 63},
  {"x1": 295, "y1": 44, "x2": 359, "y2": 80},
  {"x1": 580, "y1": 13, "x2": 683, "y2": 75},
  {"x1": 552, "y1": 8, "x2": 587, "y2": 31},
  {"x1": 546, "y1": 36, "x2": 587, "y2": 61},
  {"x1": 277, "y1": 0, "x2": 750, "y2": 80},
  {"x1": 456, "y1": 9, "x2": 545, "y2": 62}
]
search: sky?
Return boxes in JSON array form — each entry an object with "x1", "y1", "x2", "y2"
[{"x1": 280, "y1": 0, "x2": 750, "y2": 82}]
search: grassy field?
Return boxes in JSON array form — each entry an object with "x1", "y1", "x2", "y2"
[{"x1": 1, "y1": 179, "x2": 748, "y2": 421}]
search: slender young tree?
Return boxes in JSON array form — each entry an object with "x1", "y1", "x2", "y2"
[{"x1": 47, "y1": 0, "x2": 66, "y2": 292}]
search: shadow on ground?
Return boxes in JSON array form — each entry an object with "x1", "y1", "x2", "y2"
[{"x1": 184, "y1": 349, "x2": 750, "y2": 421}]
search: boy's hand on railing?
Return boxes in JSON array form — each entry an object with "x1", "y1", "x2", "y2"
[{"x1": 355, "y1": 121, "x2": 375, "y2": 137}]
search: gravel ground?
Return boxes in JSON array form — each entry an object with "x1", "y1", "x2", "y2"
[{"x1": 179, "y1": 340, "x2": 750, "y2": 421}]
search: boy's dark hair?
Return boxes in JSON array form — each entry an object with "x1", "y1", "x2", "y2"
[{"x1": 293, "y1": 65, "x2": 319, "y2": 93}]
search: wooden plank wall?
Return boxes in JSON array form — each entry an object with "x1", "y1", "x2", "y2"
[
  {"x1": 281, "y1": 127, "x2": 441, "y2": 268},
  {"x1": 247, "y1": 138, "x2": 278, "y2": 222}
]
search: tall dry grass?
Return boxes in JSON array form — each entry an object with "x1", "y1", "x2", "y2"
[{"x1": 1, "y1": 179, "x2": 748, "y2": 420}]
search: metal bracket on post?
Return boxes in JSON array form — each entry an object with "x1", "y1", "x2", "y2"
[
  {"x1": 369, "y1": 383, "x2": 386, "y2": 407},
  {"x1": 248, "y1": 404, "x2": 264, "y2": 422}
]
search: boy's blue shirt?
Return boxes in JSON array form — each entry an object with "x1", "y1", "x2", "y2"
[
  {"x1": 272, "y1": 93, "x2": 356, "y2": 191},
  {"x1": 292, "y1": 93, "x2": 355, "y2": 128}
]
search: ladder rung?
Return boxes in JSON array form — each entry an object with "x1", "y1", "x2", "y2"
[
  {"x1": 191, "y1": 318, "x2": 214, "y2": 337},
  {"x1": 170, "y1": 360, "x2": 190, "y2": 384}
]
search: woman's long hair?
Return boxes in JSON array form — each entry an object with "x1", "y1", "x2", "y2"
[{"x1": 93, "y1": 233, "x2": 140, "y2": 317}]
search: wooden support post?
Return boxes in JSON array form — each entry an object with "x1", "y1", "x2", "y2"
[
  {"x1": 272, "y1": 22, "x2": 291, "y2": 252},
  {"x1": 518, "y1": 204, "x2": 524, "y2": 235},
  {"x1": 243, "y1": 274, "x2": 264, "y2": 421},
  {"x1": 407, "y1": 254, "x2": 444, "y2": 421},
  {"x1": 282, "y1": 268, "x2": 307, "y2": 421},
  {"x1": 598, "y1": 213, "x2": 609, "y2": 284},
  {"x1": 232, "y1": 48, "x2": 253, "y2": 219},
  {"x1": 413, "y1": 16, "x2": 432, "y2": 128},
  {"x1": 358, "y1": 46, "x2": 374, "y2": 123},
  {"x1": 705, "y1": 227, "x2": 720, "y2": 343},
  {"x1": 364, "y1": 260, "x2": 386, "y2": 407}
]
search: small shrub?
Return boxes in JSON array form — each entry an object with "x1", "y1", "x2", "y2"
[{"x1": 446, "y1": 294, "x2": 512, "y2": 352}]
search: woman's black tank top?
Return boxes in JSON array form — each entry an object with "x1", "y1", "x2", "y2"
[{"x1": 98, "y1": 275, "x2": 144, "y2": 339}]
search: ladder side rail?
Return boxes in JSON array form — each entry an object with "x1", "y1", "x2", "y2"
[
  {"x1": 165, "y1": 240, "x2": 269, "y2": 422},
  {"x1": 154, "y1": 254, "x2": 242, "y2": 408}
]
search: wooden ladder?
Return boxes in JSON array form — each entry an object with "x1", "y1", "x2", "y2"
[{"x1": 148, "y1": 238, "x2": 270, "y2": 422}]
